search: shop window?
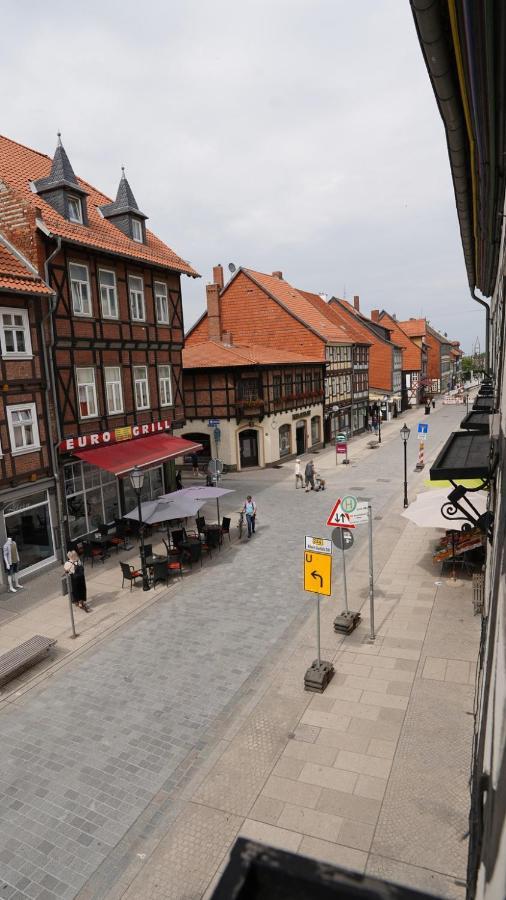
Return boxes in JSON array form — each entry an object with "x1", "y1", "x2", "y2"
[
  {"x1": 76, "y1": 367, "x2": 98, "y2": 419},
  {"x1": 7, "y1": 403, "x2": 40, "y2": 454},
  {"x1": 0, "y1": 308, "x2": 32, "y2": 357},
  {"x1": 3, "y1": 491, "x2": 55, "y2": 572},
  {"x1": 311, "y1": 416, "x2": 320, "y2": 446},
  {"x1": 64, "y1": 461, "x2": 120, "y2": 539},
  {"x1": 279, "y1": 424, "x2": 291, "y2": 457}
]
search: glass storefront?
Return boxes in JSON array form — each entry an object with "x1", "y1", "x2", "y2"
[
  {"x1": 311, "y1": 416, "x2": 321, "y2": 446},
  {"x1": 64, "y1": 460, "x2": 165, "y2": 539},
  {"x1": 3, "y1": 491, "x2": 55, "y2": 572},
  {"x1": 279, "y1": 424, "x2": 291, "y2": 457}
]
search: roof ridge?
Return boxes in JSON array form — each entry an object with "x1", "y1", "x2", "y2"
[{"x1": 0, "y1": 133, "x2": 51, "y2": 163}]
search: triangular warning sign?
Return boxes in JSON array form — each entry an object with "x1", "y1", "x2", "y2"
[{"x1": 326, "y1": 498, "x2": 356, "y2": 528}]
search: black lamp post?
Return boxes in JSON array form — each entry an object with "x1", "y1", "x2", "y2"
[
  {"x1": 400, "y1": 424, "x2": 410, "y2": 508},
  {"x1": 378, "y1": 403, "x2": 382, "y2": 444},
  {"x1": 131, "y1": 466, "x2": 150, "y2": 591}
]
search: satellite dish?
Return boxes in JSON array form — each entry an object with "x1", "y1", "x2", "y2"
[{"x1": 228, "y1": 263, "x2": 236, "y2": 273}]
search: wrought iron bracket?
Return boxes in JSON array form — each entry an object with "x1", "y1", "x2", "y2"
[{"x1": 440, "y1": 478, "x2": 494, "y2": 542}]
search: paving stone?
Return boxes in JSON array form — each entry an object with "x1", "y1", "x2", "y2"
[
  {"x1": 272, "y1": 756, "x2": 305, "y2": 779},
  {"x1": 354, "y1": 774, "x2": 388, "y2": 801},
  {"x1": 301, "y1": 709, "x2": 351, "y2": 733},
  {"x1": 248, "y1": 795, "x2": 284, "y2": 826},
  {"x1": 239, "y1": 819, "x2": 302, "y2": 853},
  {"x1": 298, "y1": 762, "x2": 357, "y2": 794},
  {"x1": 366, "y1": 854, "x2": 466, "y2": 899},
  {"x1": 422, "y1": 657, "x2": 447, "y2": 680},
  {"x1": 277, "y1": 803, "x2": 344, "y2": 842},
  {"x1": 367, "y1": 738, "x2": 397, "y2": 759},
  {"x1": 338, "y1": 818, "x2": 376, "y2": 851},
  {"x1": 347, "y1": 717, "x2": 402, "y2": 741},
  {"x1": 299, "y1": 835, "x2": 367, "y2": 873},
  {"x1": 334, "y1": 750, "x2": 392, "y2": 779},
  {"x1": 284, "y1": 738, "x2": 337, "y2": 766},
  {"x1": 314, "y1": 728, "x2": 370, "y2": 754},
  {"x1": 263, "y1": 775, "x2": 321, "y2": 809},
  {"x1": 292, "y1": 724, "x2": 319, "y2": 743},
  {"x1": 316, "y1": 787, "x2": 381, "y2": 825},
  {"x1": 445, "y1": 660, "x2": 471, "y2": 684}
]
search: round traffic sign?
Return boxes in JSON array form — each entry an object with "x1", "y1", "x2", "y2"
[
  {"x1": 332, "y1": 528, "x2": 354, "y2": 551},
  {"x1": 341, "y1": 495, "x2": 357, "y2": 514},
  {"x1": 208, "y1": 458, "x2": 224, "y2": 475}
]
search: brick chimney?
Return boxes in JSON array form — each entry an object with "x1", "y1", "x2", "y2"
[
  {"x1": 371, "y1": 309, "x2": 379, "y2": 322},
  {"x1": 206, "y1": 283, "x2": 221, "y2": 342},
  {"x1": 222, "y1": 331, "x2": 233, "y2": 346},
  {"x1": 353, "y1": 295, "x2": 360, "y2": 311},
  {"x1": 0, "y1": 179, "x2": 42, "y2": 272},
  {"x1": 272, "y1": 271, "x2": 283, "y2": 279},
  {"x1": 212, "y1": 264, "x2": 224, "y2": 290}
]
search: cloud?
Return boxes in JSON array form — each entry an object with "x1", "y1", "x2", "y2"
[{"x1": 1, "y1": 0, "x2": 483, "y2": 352}]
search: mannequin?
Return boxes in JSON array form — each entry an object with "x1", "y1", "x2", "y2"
[{"x1": 3, "y1": 537, "x2": 23, "y2": 593}]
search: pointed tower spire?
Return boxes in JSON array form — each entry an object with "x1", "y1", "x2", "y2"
[
  {"x1": 34, "y1": 133, "x2": 86, "y2": 192},
  {"x1": 100, "y1": 167, "x2": 146, "y2": 219}
]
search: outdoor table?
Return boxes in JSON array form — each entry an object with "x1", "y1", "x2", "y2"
[{"x1": 144, "y1": 554, "x2": 168, "y2": 567}]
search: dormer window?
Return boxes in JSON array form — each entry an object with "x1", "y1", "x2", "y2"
[
  {"x1": 131, "y1": 218, "x2": 143, "y2": 243},
  {"x1": 68, "y1": 196, "x2": 83, "y2": 223}
]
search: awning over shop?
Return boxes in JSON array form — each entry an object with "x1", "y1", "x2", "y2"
[
  {"x1": 460, "y1": 412, "x2": 490, "y2": 434},
  {"x1": 72, "y1": 434, "x2": 202, "y2": 477},
  {"x1": 430, "y1": 432, "x2": 493, "y2": 481}
]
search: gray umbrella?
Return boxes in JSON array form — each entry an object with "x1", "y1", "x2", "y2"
[{"x1": 162, "y1": 486, "x2": 235, "y2": 523}]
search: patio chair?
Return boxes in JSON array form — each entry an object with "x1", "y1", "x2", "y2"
[
  {"x1": 152, "y1": 560, "x2": 169, "y2": 588},
  {"x1": 83, "y1": 541, "x2": 106, "y2": 567},
  {"x1": 206, "y1": 529, "x2": 222, "y2": 552},
  {"x1": 167, "y1": 554, "x2": 184, "y2": 578},
  {"x1": 196, "y1": 516, "x2": 206, "y2": 536},
  {"x1": 120, "y1": 562, "x2": 142, "y2": 590},
  {"x1": 182, "y1": 541, "x2": 203, "y2": 569},
  {"x1": 171, "y1": 529, "x2": 186, "y2": 549},
  {"x1": 221, "y1": 517, "x2": 231, "y2": 542}
]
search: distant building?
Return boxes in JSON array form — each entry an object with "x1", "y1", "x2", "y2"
[
  {"x1": 376, "y1": 310, "x2": 429, "y2": 408},
  {"x1": 399, "y1": 319, "x2": 454, "y2": 393}
]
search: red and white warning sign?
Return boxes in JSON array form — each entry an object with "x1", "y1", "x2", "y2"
[{"x1": 326, "y1": 497, "x2": 356, "y2": 529}]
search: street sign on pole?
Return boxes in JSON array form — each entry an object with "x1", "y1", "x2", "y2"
[
  {"x1": 305, "y1": 536, "x2": 332, "y2": 555},
  {"x1": 332, "y1": 527, "x2": 354, "y2": 550},
  {"x1": 326, "y1": 498, "x2": 356, "y2": 528},
  {"x1": 304, "y1": 551, "x2": 332, "y2": 596},
  {"x1": 417, "y1": 422, "x2": 429, "y2": 437},
  {"x1": 368, "y1": 501, "x2": 375, "y2": 641},
  {"x1": 208, "y1": 419, "x2": 220, "y2": 427},
  {"x1": 348, "y1": 501, "x2": 369, "y2": 525}
]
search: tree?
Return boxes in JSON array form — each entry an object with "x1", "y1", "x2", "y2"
[{"x1": 460, "y1": 356, "x2": 474, "y2": 381}]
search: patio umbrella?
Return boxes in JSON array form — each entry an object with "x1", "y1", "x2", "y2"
[
  {"x1": 162, "y1": 486, "x2": 235, "y2": 524},
  {"x1": 124, "y1": 495, "x2": 202, "y2": 526},
  {"x1": 402, "y1": 489, "x2": 487, "y2": 531}
]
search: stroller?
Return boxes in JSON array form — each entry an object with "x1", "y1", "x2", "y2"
[{"x1": 314, "y1": 472, "x2": 326, "y2": 491}]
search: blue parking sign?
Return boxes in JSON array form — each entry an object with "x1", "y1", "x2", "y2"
[{"x1": 417, "y1": 423, "x2": 429, "y2": 435}]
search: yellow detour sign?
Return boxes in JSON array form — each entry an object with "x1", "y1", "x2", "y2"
[{"x1": 304, "y1": 551, "x2": 332, "y2": 596}]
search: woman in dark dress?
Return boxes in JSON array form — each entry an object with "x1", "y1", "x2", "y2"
[{"x1": 64, "y1": 550, "x2": 90, "y2": 612}]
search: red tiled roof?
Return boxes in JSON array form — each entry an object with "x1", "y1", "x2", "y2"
[
  {"x1": 299, "y1": 290, "x2": 371, "y2": 345},
  {"x1": 244, "y1": 270, "x2": 351, "y2": 344},
  {"x1": 398, "y1": 318, "x2": 428, "y2": 337},
  {"x1": 0, "y1": 238, "x2": 52, "y2": 294},
  {"x1": 0, "y1": 135, "x2": 198, "y2": 276},
  {"x1": 183, "y1": 340, "x2": 323, "y2": 368},
  {"x1": 377, "y1": 311, "x2": 421, "y2": 370}
]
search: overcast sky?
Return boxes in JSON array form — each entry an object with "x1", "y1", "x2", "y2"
[{"x1": 2, "y1": 0, "x2": 483, "y2": 354}]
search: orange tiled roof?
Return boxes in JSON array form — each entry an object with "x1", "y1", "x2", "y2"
[
  {"x1": 299, "y1": 290, "x2": 371, "y2": 345},
  {"x1": 0, "y1": 238, "x2": 52, "y2": 295},
  {"x1": 244, "y1": 270, "x2": 351, "y2": 344},
  {"x1": 398, "y1": 318, "x2": 428, "y2": 337},
  {"x1": 184, "y1": 339, "x2": 323, "y2": 368},
  {"x1": 377, "y1": 311, "x2": 421, "y2": 370},
  {"x1": 0, "y1": 135, "x2": 198, "y2": 277}
]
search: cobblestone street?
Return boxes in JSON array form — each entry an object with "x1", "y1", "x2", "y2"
[{"x1": 0, "y1": 402, "x2": 479, "y2": 900}]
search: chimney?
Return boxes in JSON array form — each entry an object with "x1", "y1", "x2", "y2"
[
  {"x1": 206, "y1": 283, "x2": 221, "y2": 342},
  {"x1": 371, "y1": 309, "x2": 379, "y2": 322},
  {"x1": 353, "y1": 295, "x2": 360, "y2": 310},
  {"x1": 212, "y1": 264, "x2": 224, "y2": 290},
  {"x1": 272, "y1": 271, "x2": 283, "y2": 279},
  {"x1": 222, "y1": 331, "x2": 233, "y2": 346}
]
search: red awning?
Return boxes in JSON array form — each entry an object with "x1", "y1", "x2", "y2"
[{"x1": 72, "y1": 434, "x2": 202, "y2": 476}]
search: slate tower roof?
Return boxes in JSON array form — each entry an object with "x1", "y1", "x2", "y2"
[
  {"x1": 33, "y1": 133, "x2": 88, "y2": 197},
  {"x1": 99, "y1": 168, "x2": 147, "y2": 221}
]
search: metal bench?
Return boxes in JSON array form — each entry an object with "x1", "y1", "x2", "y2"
[{"x1": 0, "y1": 635, "x2": 57, "y2": 688}]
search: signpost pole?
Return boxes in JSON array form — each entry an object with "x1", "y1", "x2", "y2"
[
  {"x1": 316, "y1": 593, "x2": 321, "y2": 666},
  {"x1": 341, "y1": 542, "x2": 349, "y2": 613},
  {"x1": 368, "y1": 502, "x2": 375, "y2": 640}
]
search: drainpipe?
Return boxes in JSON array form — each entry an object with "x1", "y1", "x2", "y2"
[
  {"x1": 41, "y1": 237, "x2": 77, "y2": 636},
  {"x1": 471, "y1": 290, "x2": 491, "y2": 375}
]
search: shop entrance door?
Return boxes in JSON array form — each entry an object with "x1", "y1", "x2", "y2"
[
  {"x1": 239, "y1": 429, "x2": 259, "y2": 468},
  {"x1": 296, "y1": 421, "x2": 306, "y2": 454}
]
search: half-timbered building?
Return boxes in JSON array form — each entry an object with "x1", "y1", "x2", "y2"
[
  {"x1": 0, "y1": 232, "x2": 57, "y2": 586},
  {"x1": 0, "y1": 134, "x2": 200, "y2": 553}
]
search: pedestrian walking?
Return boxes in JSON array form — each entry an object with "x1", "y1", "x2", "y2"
[
  {"x1": 295, "y1": 458, "x2": 304, "y2": 489},
  {"x1": 432, "y1": 399, "x2": 436, "y2": 409},
  {"x1": 243, "y1": 495, "x2": 257, "y2": 538},
  {"x1": 64, "y1": 550, "x2": 89, "y2": 612},
  {"x1": 175, "y1": 469, "x2": 183, "y2": 490},
  {"x1": 191, "y1": 452, "x2": 199, "y2": 477},
  {"x1": 305, "y1": 459, "x2": 315, "y2": 492}
]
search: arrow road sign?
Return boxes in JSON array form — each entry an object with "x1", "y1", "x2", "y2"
[
  {"x1": 332, "y1": 527, "x2": 354, "y2": 551},
  {"x1": 304, "y1": 551, "x2": 332, "y2": 596},
  {"x1": 326, "y1": 498, "x2": 356, "y2": 529}
]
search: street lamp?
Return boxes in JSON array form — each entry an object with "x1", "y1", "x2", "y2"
[
  {"x1": 400, "y1": 424, "x2": 410, "y2": 508},
  {"x1": 130, "y1": 466, "x2": 150, "y2": 591}
]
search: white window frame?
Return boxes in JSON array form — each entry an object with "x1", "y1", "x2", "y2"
[
  {"x1": 133, "y1": 366, "x2": 150, "y2": 410},
  {"x1": 158, "y1": 365, "x2": 173, "y2": 406},
  {"x1": 68, "y1": 196, "x2": 83, "y2": 224},
  {"x1": 69, "y1": 262, "x2": 92, "y2": 316},
  {"x1": 76, "y1": 367, "x2": 98, "y2": 419},
  {"x1": 7, "y1": 403, "x2": 40, "y2": 455},
  {"x1": 128, "y1": 275, "x2": 145, "y2": 321},
  {"x1": 131, "y1": 218, "x2": 143, "y2": 242},
  {"x1": 154, "y1": 282, "x2": 170, "y2": 324},
  {"x1": 99, "y1": 269, "x2": 119, "y2": 319},
  {"x1": 0, "y1": 307, "x2": 32, "y2": 358},
  {"x1": 104, "y1": 366, "x2": 124, "y2": 415}
]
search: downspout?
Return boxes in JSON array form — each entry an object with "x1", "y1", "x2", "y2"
[
  {"x1": 40, "y1": 237, "x2": 68, "y2": 563},
  {"x1": 471, "y1": 290, "x2": 491, "y2": 374}
]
